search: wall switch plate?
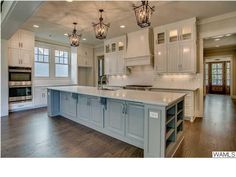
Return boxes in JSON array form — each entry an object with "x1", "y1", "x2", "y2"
[{"x1": 149, "y1": 111, "x2": 159, "y2": 119}]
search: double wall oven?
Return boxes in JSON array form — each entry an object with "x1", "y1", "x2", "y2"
[{"x1": 9, "y1": 67, "x2": 32, "y2": 103}]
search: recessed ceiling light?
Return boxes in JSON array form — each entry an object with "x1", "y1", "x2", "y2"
[
  {"x1": 120, "y1": 25, "x2": 125, "y2": 28},
  {"x1": 214, "y1": 38, "x2": 220, "y2": 41},
  {"x1": 82, "y1": 38, "x2": 86, "y2": 41},
  {"x1": 225, "y1": 33, "x2": 232, "y2": 37},
  {"x1": 216, "y1": 45, "x2": 220, "y2": 47},
  {"x1": 33, "y1": 25, "x2": 39, "y2": 28},
  {"x1": 64, "y1": 33, "x2": 68, "y2": 36},
  {"x1": 66, "y1": 0, "x2": 73, "y2": 2}
]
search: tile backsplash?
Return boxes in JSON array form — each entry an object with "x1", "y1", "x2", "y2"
[{"x1": 108, "y1": 66, "x2": 201, "y2": 89}]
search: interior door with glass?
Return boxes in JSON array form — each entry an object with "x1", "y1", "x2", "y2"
[{"x1": 209, "y1": 62, "x2": 224, "y2": 94}]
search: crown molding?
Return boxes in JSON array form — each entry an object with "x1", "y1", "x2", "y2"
[{"x1": 199, "y1": 11, "x2": 236, "y2": 25}]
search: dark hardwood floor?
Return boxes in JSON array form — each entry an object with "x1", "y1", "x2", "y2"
[
  {"x1": 1, "y1": 94, "x2": 236, "y2": 157},
  {"x1": 175, "y1": 94, "x2": 236, "y2": 157}
]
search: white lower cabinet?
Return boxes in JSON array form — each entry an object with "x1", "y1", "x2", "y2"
[{"x1": 34, "y1": 87, "x2": 48, "y2": 107}]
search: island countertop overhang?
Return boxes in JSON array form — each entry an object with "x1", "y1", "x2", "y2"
[{"x1": 47, "y1": 86, "x2": 186, "y2": 106}]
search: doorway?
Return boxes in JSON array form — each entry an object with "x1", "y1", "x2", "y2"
[{"x1": 205, "y1": 61, "x2": 231, "y2": 95}]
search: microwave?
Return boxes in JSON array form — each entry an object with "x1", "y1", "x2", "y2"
[{"x1": 9, "y1": 67, "x2": 32, "y2": 87}]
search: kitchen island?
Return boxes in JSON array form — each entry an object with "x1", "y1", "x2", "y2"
[{"x1": 47, "y1": 86, "x2": 186, "y2": 157}]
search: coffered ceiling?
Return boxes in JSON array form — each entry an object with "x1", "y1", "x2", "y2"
[{"x1": 21, "y1": 1, "x2": 236, "y2": 46}]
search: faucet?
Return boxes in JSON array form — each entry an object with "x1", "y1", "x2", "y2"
[{"x1": 98, "y1": 75, "x2": 108, "y2": 90}]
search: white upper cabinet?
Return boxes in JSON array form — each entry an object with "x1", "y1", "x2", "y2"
[
  {"x1": 77, "y1": 45, "x2": 93, "y2": 67},
  {"x1": 154, "y1": 17, "x2": 196, "y2": 73},
  {"x1": 104, "y1": 35, "x2": 127, "y2": 75},
  {"x1": 8, "y1": 29, "x2": 34, "y2": 67}
]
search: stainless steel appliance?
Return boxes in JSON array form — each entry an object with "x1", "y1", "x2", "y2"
[{"x1": 9, "y1": 67, "x2": 32, "y2": 102}]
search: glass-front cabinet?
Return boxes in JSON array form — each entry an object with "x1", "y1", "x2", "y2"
[
  {"x1": 104, "y1": 35, "x2": 127, "y2": 75},
  {"x1": 154, "y1": 17, "x2": 196, "y2": 73}
]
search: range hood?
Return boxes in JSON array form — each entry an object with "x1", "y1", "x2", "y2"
[{"x1": 125, "y1": 28, "x2": 154, "y2": 67}]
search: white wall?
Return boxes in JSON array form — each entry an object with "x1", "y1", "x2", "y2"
[
  {"x1": 71, "y1": 47, "x2": 78, "y2": 85},
  {"x1": 1, "y1": 39, "x2": 9, "y2": 117}
]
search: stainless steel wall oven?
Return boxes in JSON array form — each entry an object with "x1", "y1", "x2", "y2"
[{"x1": 9, "y1": 67, "x2": 32, "y2": 102}]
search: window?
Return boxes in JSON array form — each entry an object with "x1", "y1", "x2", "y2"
[
  {"x1": 34, "y1": 47, "x2": 49, "y2": 77},
  {"x1": 226, "y1": 62, "x2": 231, "y2": 86},
  {"x1": 205, "y1": 63, "x2": 208, "y2": 86},
  {"x1": 55, "y1": 50, "x2": 69, "y2": 77},
  {"x1": 211, "y1": 63, "x2": 223, "y2": 86}
]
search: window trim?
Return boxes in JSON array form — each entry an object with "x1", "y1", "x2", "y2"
[
  {"x1": 34, "y1": 47, "x2": 50, "y2": 78},
  {"x1": 34, "y1": 42, "x2": 71, "y2": 80},
  {"x1": 54, "y1": 49, "x2": 70, "y2": 78}
]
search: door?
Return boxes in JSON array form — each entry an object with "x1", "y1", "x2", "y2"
[
  {"x1": 116, "y1": 51, "x2": 125, "y2": 74},
  {"x1": 20, "y1": 30, "x2": 34, "y2": 51},
  {"x1": 8, "y1": 48, "x2": 20, "y2": 66},
  {"x1": 167, "y1": 43, "x2": 179, "y2": 72},
  {"x1": 60, "y1": 92, "x2": 77, "y2": 118},
  {"x1": 90, "y1": 97, "x2": 104, "y2": 127},
  {"x1": 155, "y1": 44, "x2": 167, "y2": 73},
  {"x1": 77, "y1": 95, "x2": 91, "y2": 122},
  {"x1": 105, "y1": 99, "x2": 125, "y2": 136},
  {"x1": 209, "y1": 62, "x2": 224, "y2": 94},
  {"x1": 8, "y1": 31, "x2": 20, "y2": 49},
  {"x1": 20, "y1": 49, "x2": 32, "y2": 67},
  {"x1": 125, "y1": 102, "x2": 145, "y2": 145},
  {"x1": 179, "y1": 41, "x2": 195, "y2": 72}
]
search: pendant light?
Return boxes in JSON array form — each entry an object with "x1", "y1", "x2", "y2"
[
  {"x1": 68, "y1": 22, "x2": 82, "y2": 47},
  {"x1": 92, "y1": 9, "x2": 110, "y2": 40},
  {"x1": 133, "y1": 1, "x2": 155, "y2": 28}
]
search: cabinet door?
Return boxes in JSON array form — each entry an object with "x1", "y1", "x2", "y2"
[
  {"x1": 179, "y1": 41, "x2": 195, "y2": 73},
  {"x1": 180, "y1": 24, "x2": 194, "y2": 41},
  {"x1": 77, "y1": 95, "x2": 91, "y2": 122},
  {"x1": 104, "y1": 54, "x2": 110, "y2": 75},
  {"x1": 167, "y1": 43, "x2": 179, "y2": 72},
  {"x1": 8, "y1": 48, "x2": 20, "y2": 66},
  {"x1": 8, "y1": 31, "x2": 21, "y2": 49},
  {"x1": 125, "y1": 102, "x2": 145, "y2": 144},
  {"x1": 105, "y1": 99, "x2": 125, "y2": 136},
  {"x1": 34, "y1": 87, "x2": 43, "y2": 106},
  {"x1": 20, "y1": 49, "x2": 32, "y2": 67},
  {"x1": 20, "y1": 30, "x2": 34, "y2": 51},
  {"x1": 60, "y1": 92, "x2": 77, "y2": 118},
  {"x1": 167, "y1": 28, "x2": 179, "y2": 43},
  {"x1": 90, "y1": 97, "x2": 103, "y2": 128},
  {"x1": 155, "y1": 44, "x2": 167, "y2": 73},
  {"x1": 116, "y1": 52, "x2": 125, "y2": 75},
  {"x1": 109, "y1": 55, "x2": 117, "y2": 75}
]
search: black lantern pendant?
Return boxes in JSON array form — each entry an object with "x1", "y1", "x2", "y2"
[
  {"x1": 68, "y1": 22, "x2": 82, "y2": 47},
  {"x1": 133, "y1": 1, "x2": 155, "y2": 28},
  {"x1": 92, "y1": 9, "x2": 110, "y2": 40}
]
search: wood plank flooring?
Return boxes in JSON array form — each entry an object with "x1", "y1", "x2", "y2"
[{"x1": 1, "y1": 94, "x2": 236, "y2": 157}]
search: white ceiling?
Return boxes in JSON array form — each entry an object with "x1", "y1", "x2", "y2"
[
  {"x1": 204, "y1": 33, "x2": 236, "y2": 49},
  {"x1": 21, "y1": 1, "x2": 236, "y2": 46}
]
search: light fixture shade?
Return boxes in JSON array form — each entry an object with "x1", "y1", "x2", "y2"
[
  {"x1": 92, "y1": 9, "x2": 110, "y2": 40},
  {"x1": 68, "y1": 22, "x2": 82, "y2": 47},
  {"x1": 133, "y1": 1, "x2": 155, "y2": 28}
]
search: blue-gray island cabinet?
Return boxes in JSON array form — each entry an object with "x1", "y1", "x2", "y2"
[{"x1": 47, "y1": 86, "x2": 186, "y2": 157}]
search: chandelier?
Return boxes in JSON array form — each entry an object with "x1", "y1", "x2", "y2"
[
  {"x1": 133, "y1": 1, "x2": 155, "y2": 28},
  {"x1": 92, "y1": 9, "x2": 110, "y2": 40},
  {"x1": 68, "y1": 22, "x2": 82, "y2": 47}
]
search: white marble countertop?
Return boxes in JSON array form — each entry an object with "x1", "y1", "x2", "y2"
[
  {"x1": 48, "y1": 86, "x2": 186, "y2": 106},
  {"x1": 150, "y1": 86, "x2": 199, "y2": 91}
]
